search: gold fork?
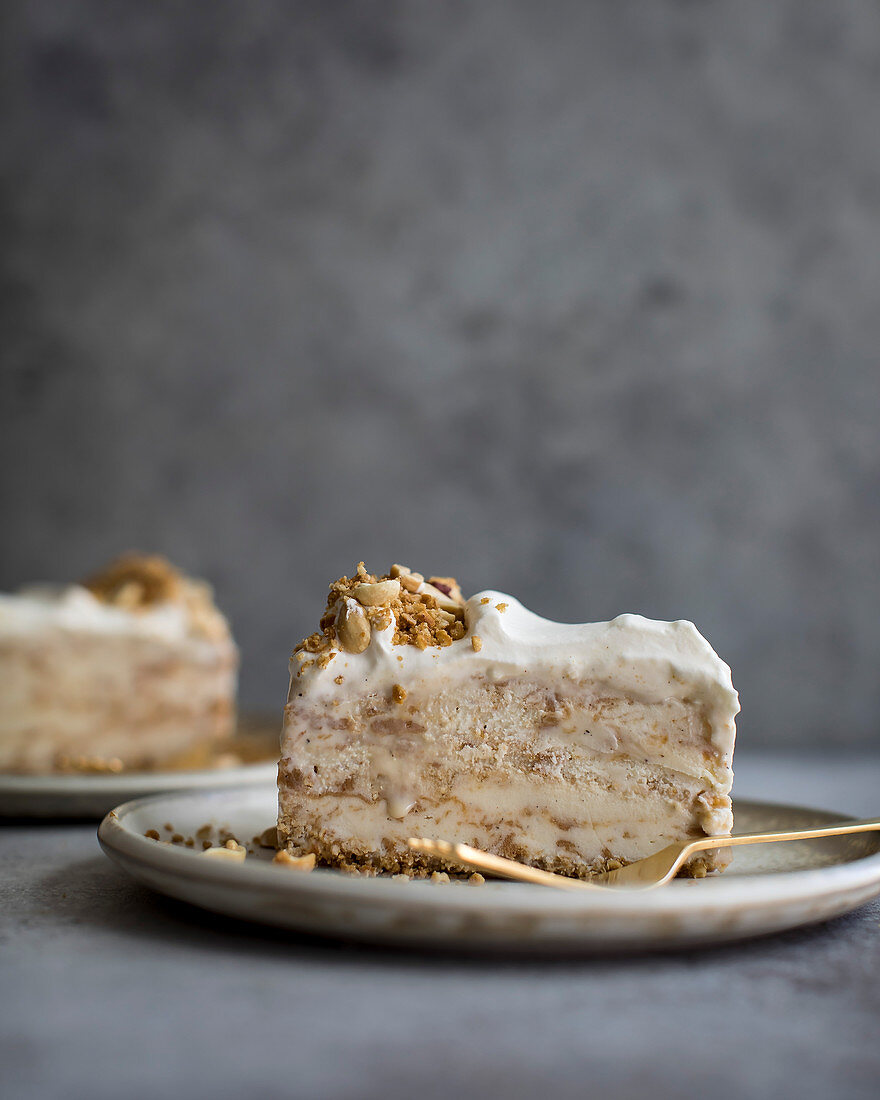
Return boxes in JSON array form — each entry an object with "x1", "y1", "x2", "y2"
[{"x1": 408, "y1": 816, "x2": 880, "y2": 891}]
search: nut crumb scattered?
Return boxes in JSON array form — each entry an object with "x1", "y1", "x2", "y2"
[
  {"x1": 495, "y1": 602, "x2": 508, "y2": 613},
  {"x1": 471, "y1": 635, "x2": 483, "y2": 652},
  {"x1": 195, "y1": 824, "x2": 213, "y2": 839},
  {"x1": 430, "y1": 871, "x2": 451, "y2": 884},
  {"x1": 392, "y1": 684, "x2": 407, "y2": 704},
  {"x1": 273, "y1": 851, "x2": 316, "y2": 871},
  {"x1": 392, "y1": 873, "x2": 411, "y2": 882},
  {"x1": 144, "y1": 829, "x2": 160, "y2": 840},
  {"x1": 480, "y1": 597, "x2": 490, "y2": 605},
  {"x1": 201, "y1": 841, "x2": 246, "y2": 862},
  {"x1": 334, "y1": 675, "x2": 344, "y2": 685},
  {"x1": 171, "y1": 833, "x2": 184, "y2": 844},
  {"x1": 468, "y1": 873, "x2": 486, "y2": 885}
]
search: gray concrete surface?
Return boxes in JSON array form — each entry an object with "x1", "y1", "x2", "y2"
[
  {"x1": 2, "y1": 753, "x2": 879, "y2": 1100},
  {"x1": 2, "y1": 2, "x2": 879, "y2": 745}
]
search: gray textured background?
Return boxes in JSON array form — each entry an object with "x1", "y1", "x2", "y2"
[{"x1": 1, "y1": 1, "x2": 879, "y2": 747}]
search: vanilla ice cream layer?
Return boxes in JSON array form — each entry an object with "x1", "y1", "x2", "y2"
[{"x1": 0, "y1": 585, "x2": 195, "y2": 641}]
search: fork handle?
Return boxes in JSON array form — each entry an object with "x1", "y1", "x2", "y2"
[{"x1": 687, "y1": 816, "x2": 880, "y2": 853}]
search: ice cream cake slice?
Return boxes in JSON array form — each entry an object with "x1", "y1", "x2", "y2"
[
  {"x1": 0, "y1": 554, "x2": 238, "y2": 774},
  {"x1": 278, "y1": 564, "x2": 739, "y2": 878}
]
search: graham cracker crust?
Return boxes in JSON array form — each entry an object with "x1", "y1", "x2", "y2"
[{"x1": 276, "y1": 819, "x2": 727, "y2": 879}]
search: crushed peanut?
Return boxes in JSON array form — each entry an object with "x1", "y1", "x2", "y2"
[
  {"x1": 201, "y1": 840, "x2": 246, "y2": 862},
  {"x1": 430, "y1": 871, "x2": 451, "y2": 884},
  {"x1": 495, "y1": 603, "x2": 508, "y2": 613},
  {"x1": 392, "y1": 684, "x2": 407, "y2": 704},
  {"x1": 83, "y1": 553, "x2": 181, "y2": 608},
  {"x1": 144, "y1": 829, "x2": 160, "y2": 840},
  {"x1": 292, "y1": 563, "x2": 470, "y2": 658},
  {"x1": 273, "y1": 850, "x2": 316, "y2": 871},
  {"x1": 353, "y1": 579, "x2": 400, "y2": 606},
  {"x1": 81, "y1": 553, "x2": 228, "y2": 641},
  {"x1": 471, "y1": 635, "x2": 483, "y2": 653},
  {"x1": 468, "y1": 873, "x2": 486, "y2": 885},
  {"x1": 428, "y1": 576, "x2": 464, "y2": 603}
]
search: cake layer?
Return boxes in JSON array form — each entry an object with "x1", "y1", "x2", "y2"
[{"x1": 0, "y1": 632, "x2": 236, "y2": 772}]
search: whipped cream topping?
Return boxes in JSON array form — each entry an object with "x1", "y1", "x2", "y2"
[
  {"x1": 290, "y1": 591, "x2": 740, "y2": 756},
  {"x1": 0, "y1": 584, "x2": 197, "y2": 642}
]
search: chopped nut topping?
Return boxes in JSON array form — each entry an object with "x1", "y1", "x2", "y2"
[
  {"x1": 81, "y1": 553, "x2": 229, "y2": 641},
  {"x1": 368, "y1": 606, "x2": 393, "y2": 632},
  {"x1": 334, "y1": 675, "x2": 344, "y2": 685},
  {"x1": 83, "y1": 553, "x2": 182, "y2": 609},
  {"x1": 293, "y1": 563, "x2": 471, "y2": 657},
  {"x1": 336, "y1": 598, "x2": 371, "y2": 653},
  {"x1": 144, "y1": 829, "x2": 160, "y2": 840},
  {"x1": 353, "y1": 579, "x2": 400, "y2": 606},
  {"x1": 392, "y1": 684, "x2": 407, "y2": 704},
  {"x1": 468, "y1": 873, "x2": 486, "y2": 885},
  {"x1": 430, "y1": 871, "x2": 451, "y2": 884},
  {"x1": 421, "y1": 582, "x2": 465, "y2": 615},
  {"x1": 428, "y1": 576, "x2": 465, "y2": 604},
  {"x1": 471, "y1": 635, "x2": 483, "y2": 653},
  {"x1": 480, "y1": 597, "x2": 490, "y2": 605},
  {"x1": 495, "y1": 602, "x2": 508, "y2": 613},
  {"x1": 273, "y1": 850, "x2": 316, "y2": 871}
]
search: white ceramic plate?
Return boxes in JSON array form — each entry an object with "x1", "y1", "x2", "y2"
[
  {"x1": 0, "y1": 761, "x2": 278, "y2": 818},
  {"x1": 98, "y1": 785, "x2": 880, "y2": 952}
]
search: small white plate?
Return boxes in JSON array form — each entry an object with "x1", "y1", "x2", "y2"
[
  {"x1": 98, "y1": 785, "x2": 880, "y2": 952},
  {"x1": 0, "y1": 761, "x2": 277, "y2": 819}
]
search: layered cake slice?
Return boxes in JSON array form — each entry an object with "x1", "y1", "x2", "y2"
[
  {"x1": 0, "y1": 554, "x2": 238, "y2": 773},
  {"x1": 279, "y1": 564, "x2": 739, "y2": 878}
]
